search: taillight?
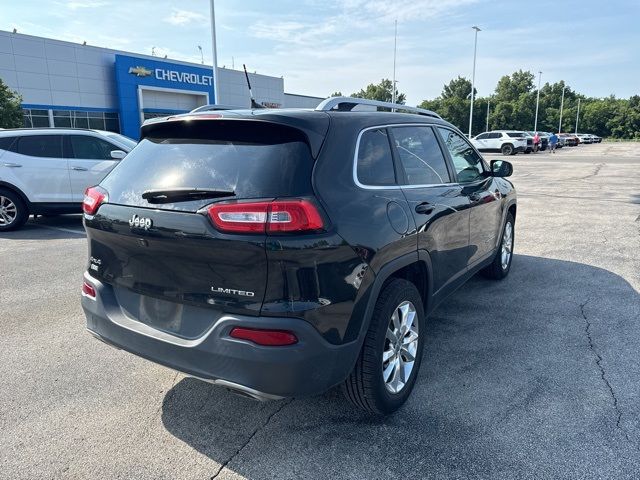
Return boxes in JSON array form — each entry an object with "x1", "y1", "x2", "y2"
[
  {"x1": 82, "y1": 186, "x2": 108, "y2": 215},
  {"x1": 82, "y1": 281, "x2": 96, "y2": 299},
  {"x1": 207, "y1": 199, "x2": 324, "y2": 234},
  {"x1": 230, "y1": 327, "x2": 298, "y2": 346}
]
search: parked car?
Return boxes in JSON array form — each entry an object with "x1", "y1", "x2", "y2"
[
  {"x1": 576, "y1": 134, "x2": 593, "y2": 144},
  {"x1": 471, "y1": 130, "x2": 528, "y2": 155},
  {"x1": 590, "y1": 134, "x2": 602, "y2": 143},
  {"x1": 558, "y1": 133, "x2": 579, "y2": 146},
  {"x1": 81, "y1": 97, "x2": 517, "y2": 414},
  {"x1": 0, "y1": 128, "x2": 135, "y2": 231},
  {"x1": 526, "y1": 131, "x2": 549, "y2": 151}
]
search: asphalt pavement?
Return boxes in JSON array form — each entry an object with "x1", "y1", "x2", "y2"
[{"x1": 1, "y1": 142, "x2": 639, "y2": 479}]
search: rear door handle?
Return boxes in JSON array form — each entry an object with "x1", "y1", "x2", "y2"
[
  {"x1": 415, "y1": 202, "x2": 435, "y2": 215},
  {"x1": 71, "y1": 166, "x2": 88, "y2": 171},
  {"x1": 2, "y1": 163, "x2": 22, "y2": 168}
]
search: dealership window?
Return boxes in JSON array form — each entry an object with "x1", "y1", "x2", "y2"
[
  {"x1": 23, "y1": 109, "x2": 50, "y2": 128},
  {"x1": 52, "y1": 110, "x2": 120, "y2": 133}
]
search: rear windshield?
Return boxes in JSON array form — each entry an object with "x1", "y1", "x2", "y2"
[{"x1": 100, "y1": 121, "x2": 313, "y2": 212}]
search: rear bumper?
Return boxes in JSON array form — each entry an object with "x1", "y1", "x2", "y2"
[{"x1": 81, "y1": 273, "x2": 360, "y2": 399}]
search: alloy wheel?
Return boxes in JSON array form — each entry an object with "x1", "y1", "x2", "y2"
[
  {"x1": 501, "y1": 221, "x2": 513, "y2": 270},
  {"x1": 382, "y1": 301, "x2": 419, "y2": 394},
  {"x1": 0, "y1": 196, "x2": 17, "y2": 226}
]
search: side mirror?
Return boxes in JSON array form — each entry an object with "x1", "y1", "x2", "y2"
[
  {"x1": 490, "y1": 159, "x2": 513, "y2": 177},
  {"x1": 110, "y1": 150, "x2": 127, "y2": 160}
]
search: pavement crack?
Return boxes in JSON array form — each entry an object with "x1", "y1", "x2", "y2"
[
  {"x1": 210, "y1": 398, "x2": 293, "y2": 479},
  {"x1": 580, "y1": 300, "x2": 638, "y2": 450}
]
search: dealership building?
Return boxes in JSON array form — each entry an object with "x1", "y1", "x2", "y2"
[{"x1": 0, "y1": 30, "x2": 324, "y2": 139}]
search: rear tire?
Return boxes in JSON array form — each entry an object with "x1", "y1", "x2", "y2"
[
  {"x1": 342, "y1": 279, "x2": 425, "y2": 414},
  {"x1": 501, "y1": 144, "x2": 513, "y2": 156},
  {"x1": 481, "y1": 213, "x2": 515, "y2": 280},
  {"x1": 0, "y1": 188, "x2": 29, "y2": 232}
]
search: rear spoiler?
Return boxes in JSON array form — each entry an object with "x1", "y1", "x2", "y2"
[{"x1": 140, "y1": 111, "x2": 330, "y2": 158}]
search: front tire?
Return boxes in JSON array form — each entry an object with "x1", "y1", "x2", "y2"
[
  {"x1": 342, "y1": 279, "x2": 425, "y2": 414},
  {"x1": 0, "y1": 188, "x2": 29, "y2": 232},
  {"x1": 481, "y1": 212, "x2": 515, "y2": 280}
]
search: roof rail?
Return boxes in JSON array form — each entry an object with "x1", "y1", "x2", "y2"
[{"x1": 315, "y1": 96, "x2": 441, "y2": 119}]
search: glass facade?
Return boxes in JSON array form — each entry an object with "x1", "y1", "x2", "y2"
[
  {"x1": 52, "y1": 110, "x2": 120, "y2": 132},
  {"x1": 22, "y1": 109, "x2": 50, "y2": 128},
  {"x1": 22, "y1": 109, "x2": 120, "y2": 133}
]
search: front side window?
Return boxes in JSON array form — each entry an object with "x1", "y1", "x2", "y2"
[
  {"x1": 69, "y1": 135, "x2": 117, "y2": 160},
  {"x1": 16, "y1": 135, "x2": 63, "y2": 158},
  {"x1": 356, "y1": 128, "x2": 396, "y2": 186},
  {"x1": 392, "y1": 126, "x2": 450, "y2": 185},
  {"x1": 437, "y1": 128, "x2": 485, "y2": 184}
]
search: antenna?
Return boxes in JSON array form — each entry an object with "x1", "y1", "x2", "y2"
[{"x1": 243, "y1": 64, "x2": 264, "y2": 109}]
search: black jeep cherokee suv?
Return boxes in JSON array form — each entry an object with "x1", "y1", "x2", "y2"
[{"x1": 81, "y1": 97, "x2": 516, "y2": 414}]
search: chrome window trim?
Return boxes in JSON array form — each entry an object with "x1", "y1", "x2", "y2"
[{"x1": 353, "y1": 123, "x2": 460, "y2": 190}]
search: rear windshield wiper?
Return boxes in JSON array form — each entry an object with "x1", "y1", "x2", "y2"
[{"x1": 142, "y1": 188, "x2": 235, "y2": 204}]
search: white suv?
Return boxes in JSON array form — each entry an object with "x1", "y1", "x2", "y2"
[
  {"x1": 471, "y1": 130, "x2": 529, "y2": 156},
  {"x1": 0, "y1": 128, "x2": 135, "y2": 231}
]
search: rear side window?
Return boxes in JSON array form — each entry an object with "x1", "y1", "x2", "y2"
[
  {"x1": 16, "y1": 135, "x2": 63, "y2": 158},
  {"x1": 356, "y1": 128, "x2": 396, "y2": 186},
  {"x1": 101, "y1": 121, "x2": 314, "y2": 212},
  {"x1": 475, "y1": 133, "x2": 489, "y2": 140},
  {"x1": 506, "y1": 132, "x2": 525, "y2": 138},
  {"x1": 0, "y1": 137, "x2": 17, "y2": 151},
  {"x1": 68, "y1": 135, "x2": 116, "y2": 160},
  {"x1": 392, "y1": 126, "x2": 450, "y2": 185}
]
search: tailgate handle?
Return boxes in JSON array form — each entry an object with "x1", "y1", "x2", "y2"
[
  {"x1": 71, "y1": 166, "x2": 88, "y2": 171},
  {"x1": 2, "y1": 162, "x2": 22, "y2": 168},
  {"x1": 415, "y1": 202, "x2": 434, "y2": 215}
]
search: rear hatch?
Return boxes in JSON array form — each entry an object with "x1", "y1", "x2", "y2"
[{"x1": 85, "y1": 117, "x2": 324, "y2": 337}]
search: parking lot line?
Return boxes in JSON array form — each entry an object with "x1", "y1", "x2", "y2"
[{"x1": 33, "y1": 224, "x2": 86, "y2": 235}]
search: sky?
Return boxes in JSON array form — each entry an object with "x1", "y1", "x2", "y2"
[{"x1": 2, "y1": 0, "x2": 639, "y2": 105}]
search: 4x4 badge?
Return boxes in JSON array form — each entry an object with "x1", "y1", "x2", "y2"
[{"x1": 129, "y1": 214, "x2": 152, "y2": 230}]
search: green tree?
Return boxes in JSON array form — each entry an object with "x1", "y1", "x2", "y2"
[
  {"x1": 0, "y1": 79, "x2": 22, "y2": 128},
  {"x1": 329, "y1": 91, "x2": 343, "y2": 97},
  {"x1": 352, "y1": 79, "x2": 406, "y2": 104},
  {"x1": 441, "y1": 76, "x2": 475, "y2": 100}
]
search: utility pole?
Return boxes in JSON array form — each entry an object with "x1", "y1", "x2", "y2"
[
  {"x1": 533, "y1": 71, "x2": 542, "y2": 132},
  {"x1": 575, "y1": 98, "x2": 581, "y2": 134},
  {"x1": 558, "y1": 84, "x2": 565, "y2": 133},
  {"x1": 209, "y1": 0, "x2": 219, "y2": 104},
  {"x1": 392, "y1": 19, "x2": 398, "y2": 107},
  {"x1": 468, "y1": 26, "x2": 481, "y2": 138}
]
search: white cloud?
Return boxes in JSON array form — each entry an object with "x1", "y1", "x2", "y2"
[{"x1": 164, "y1": 9, "x2": 207, "y2": 26}]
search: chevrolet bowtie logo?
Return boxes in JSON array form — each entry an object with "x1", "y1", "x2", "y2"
[{"x1": 128, "y1": 66, "x2": 153, "y2": 77}]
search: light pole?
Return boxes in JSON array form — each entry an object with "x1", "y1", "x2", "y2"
[
  {"x1": 392, "y1": 19, "x2": 398, "y2": 107},
  {"x1": 197, "y1": 45, "x2": 204, "y2": 65},
  {"x1": 533, "y1": 71, "x2": 542, "y2": 132},
  {"x1": 486, "y1": 97, "x2": 490, "y2": 132},
  {"x1": 575, "y1": 98, "x2": 581, "y2": 134},
  {"x1": 558, "y1": 84, "x2": 565, "y2": 133},
  {"x1": 209, "y1": 0, "x2": 219, "y2": 104},
  {"x1": 468, "y1": 26, "x2": 481, "y2": 138}
]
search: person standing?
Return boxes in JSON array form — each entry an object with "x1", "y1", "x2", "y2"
[
  {"x1": 549, "y1": 132, "x2": 559, "y2": 153},
  {"x1": 533, "y1": 132, "x2": 541, "y2": 153}
]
